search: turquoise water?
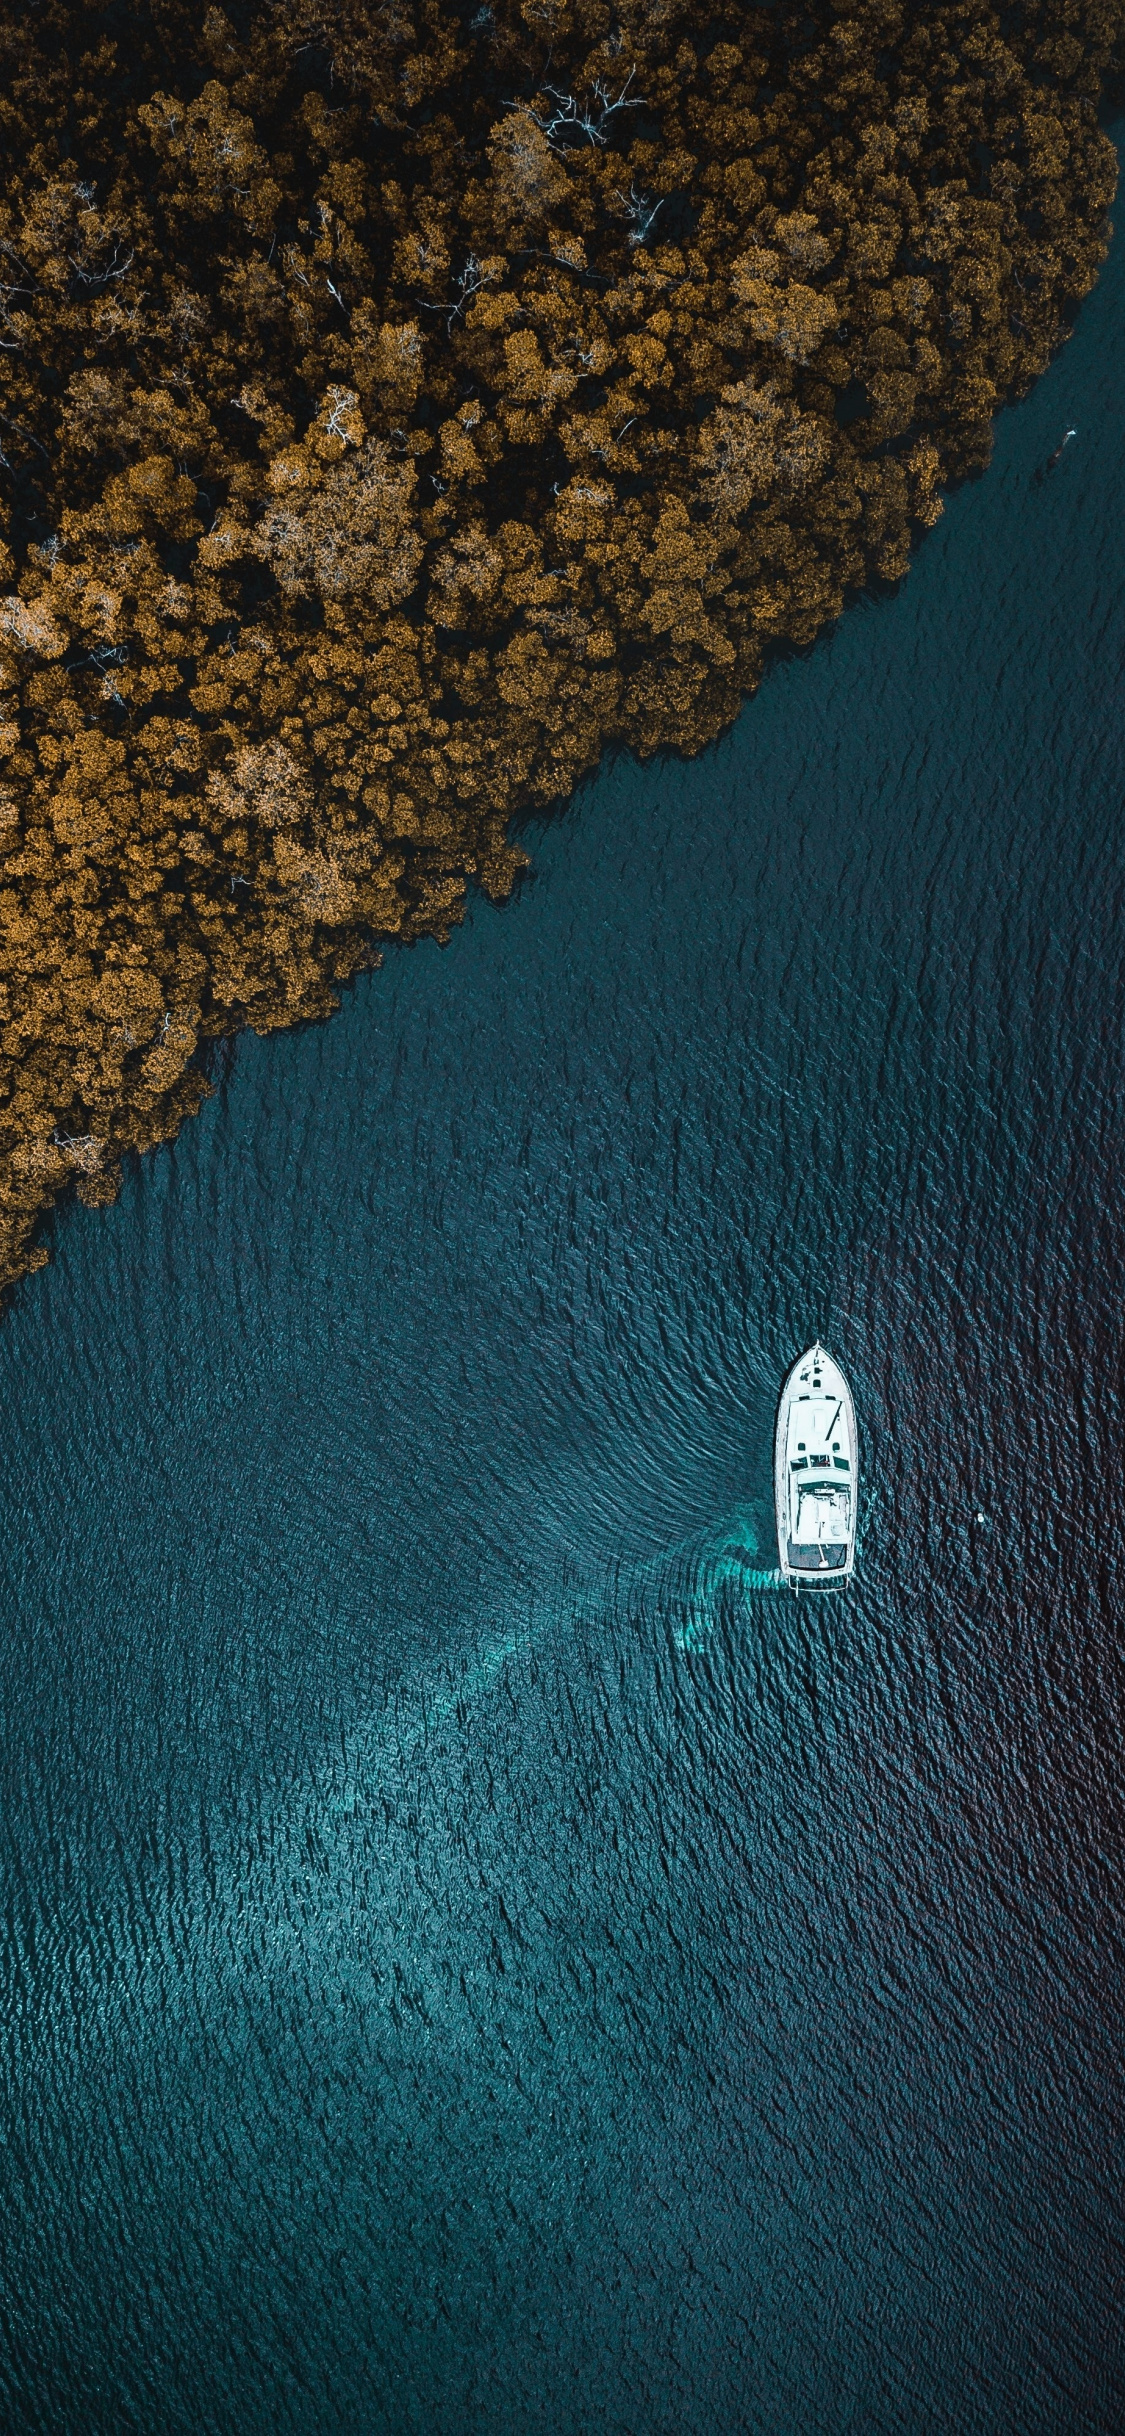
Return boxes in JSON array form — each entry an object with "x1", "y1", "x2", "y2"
[{"x1": 2, "y1": 166, "x2": 1125, "y2": 2434}]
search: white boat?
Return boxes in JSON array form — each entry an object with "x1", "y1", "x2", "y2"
[{"x1": 774, "y1": 1343, "x2": 857, "y2": 1587}]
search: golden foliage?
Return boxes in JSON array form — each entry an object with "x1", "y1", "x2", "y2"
[{"x1": 0, "y1": 0, "x2": 1121, "y2": 1294}]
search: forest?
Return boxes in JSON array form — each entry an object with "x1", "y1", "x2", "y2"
[{"x1": 0, "y1": 0, "x2": 1121, "y2": 1292}]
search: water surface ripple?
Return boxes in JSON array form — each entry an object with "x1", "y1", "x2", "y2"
[{"x1": 2, "y1": 167, "x2": 1125, "y2": 2436}]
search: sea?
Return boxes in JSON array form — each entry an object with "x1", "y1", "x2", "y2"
[{"x1": 1, "y1": 160, "x2": 1124, "y2": 2436}]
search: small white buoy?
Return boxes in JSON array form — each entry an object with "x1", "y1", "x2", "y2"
[{"x1": 976, "y1": 1511, "x2": 986, "y2": 1523}]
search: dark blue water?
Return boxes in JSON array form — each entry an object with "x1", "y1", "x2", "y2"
[{"x1": 3, "y1": 183, "x2": 1125, "y2": 2436}]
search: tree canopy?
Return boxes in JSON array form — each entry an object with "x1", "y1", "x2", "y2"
[{"x1": 0, "y1": 0, "x2": 1121, "y2": 1292}]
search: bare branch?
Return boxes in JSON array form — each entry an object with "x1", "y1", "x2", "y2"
[
  {"x1": 509, "y1": 69, "x2": 645, "y2": 153},
  {"x1": 614, "y1": 183, "x2": 663, "y2": 248}
]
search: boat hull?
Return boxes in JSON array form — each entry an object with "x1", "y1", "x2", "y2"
[{"x1": 774, "y1": 1343, "x2": 858, "y2": 1587}]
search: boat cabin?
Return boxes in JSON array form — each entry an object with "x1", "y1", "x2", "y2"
[{"x1": 784, "y1": 1389, "x2": 851, "y2": 1571}]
